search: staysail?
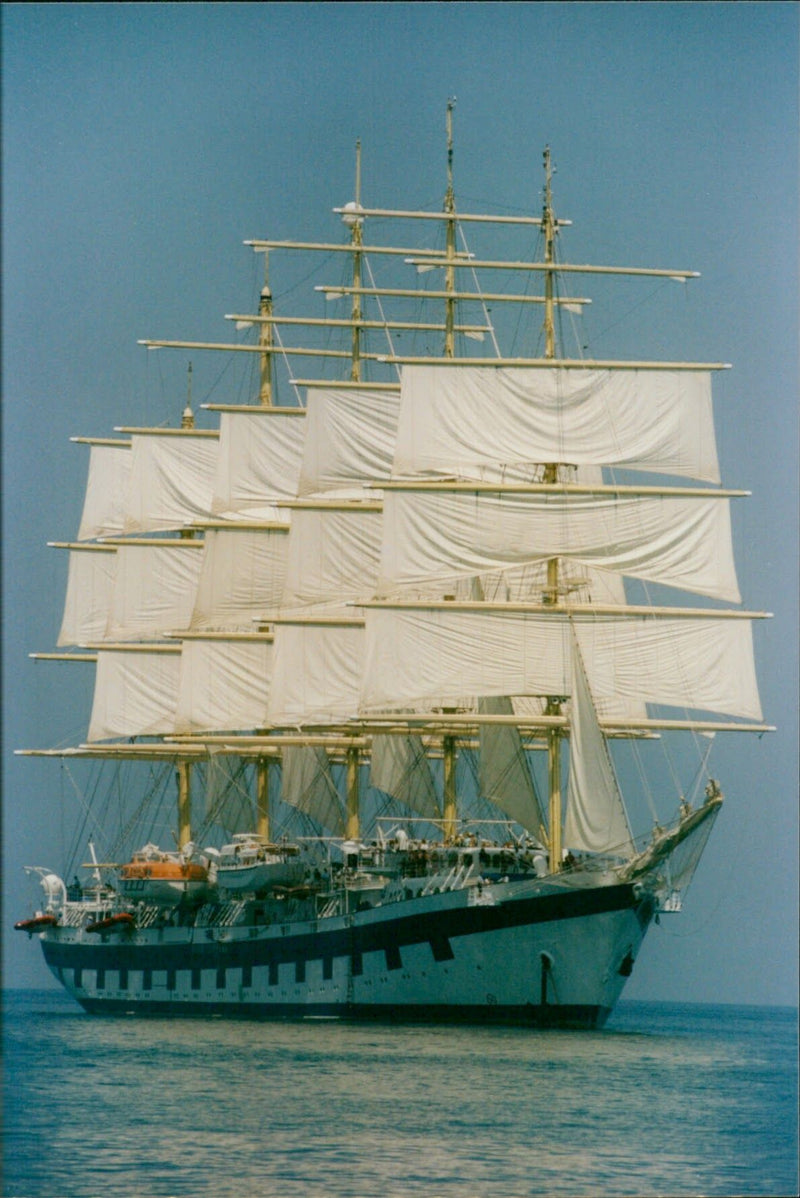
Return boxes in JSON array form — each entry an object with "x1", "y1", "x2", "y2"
[
  {"x1": 564, "y1": 634, "x2": 635, "y2": 857},
  {"x1": 281, "y1": 745, "x2": 344, "y2": 835},
  {"x1": 478, "y1": 696, "x2": 547, "y2": 838},
  {"x1": 370, "y1": 733, "x2": 440, "y2": 821}
]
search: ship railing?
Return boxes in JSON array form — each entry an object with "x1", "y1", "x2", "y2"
[
  {"x1": 317, "y1": 896, "x2": 342, "y2": 919},
  {"x1": 195, "y1": 901, "x2": 249, "y2": 928},
  {"x1": 420, "y1": 863, "x2": 474, "y2": 896},
  {"x1": 60, "y1": 905, "x2": 99, "y2": 927},
  {"x1": 134, "y1": 905, "x2": 167, "y2": 929}
]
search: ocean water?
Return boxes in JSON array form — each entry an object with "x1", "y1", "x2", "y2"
[{"x1": 2, "y1": 991, "x2": 797, "y2": 1198}]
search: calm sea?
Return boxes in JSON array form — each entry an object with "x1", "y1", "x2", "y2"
[{"x1": 2, "y1": 990, "x2": 797, "y2": 1198}]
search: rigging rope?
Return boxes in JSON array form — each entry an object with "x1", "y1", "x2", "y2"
[
  {"x1": 363, "y1": 254, "x2": 400, "y2": 378},
  {"x1": 456, "y1": 223, "x2": 502, "y2": 358}
]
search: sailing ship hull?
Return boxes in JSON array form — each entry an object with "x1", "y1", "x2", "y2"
[{"x1": 35, "y1": 876, "x2": 654, "y2": 1028}]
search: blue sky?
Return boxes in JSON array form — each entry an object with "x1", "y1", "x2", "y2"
[{"x1": 2, "y1": 2, "x2": 797, "y2": 1004}]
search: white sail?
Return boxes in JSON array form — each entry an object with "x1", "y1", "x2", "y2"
[
  {"x1": 57, "y1": 546, "x2": 116, "y2": 646},
  {"x1": 211, "y1": 409, "x2": 305, "y2": 517},
  {"x1": 268, "y1": 620, "x2": 364, "y2": 726},
  {"x1": 297, "y1": 387, "x2": 400, "y2": 496},
  {"x1": 564, "y1": 638, "x2": 635, "y2": 857},
  {"x1": 87, "y1": 646, "x2": 181, "y2": 742},
  {"x1": 281, "y1": 745, "x2": 344, "y2": 835},
  {"x1": 105, "y1": 541, "x2": 205, "y2": 641},
  {"x1": 378, "y1": 489, "x2": 741, "y2": 603},
  {"x1": 123, "y1": 432, "x2": 219, "y2": 533},
  {"x1": 189, "y1": 525, "x2": 289, "y2": 631},
  {"x1": 393, "y1": 366, "x2": 720, "y2": 482},
  {"x1": 77, "y1": 443, "x2": 132, "y2": 541},
  {"x1": 370, "y1": 734, "x2": 440, "y2": 820},
  {"x1": 361, "y1": 607, "x2": 763, "y2": 721},
  {"x1": 281, "y1": 505, "x2": 383, "y2": 611},
  {"x1": 478, "y1": 696, "x2": 547, "y2": 836},
  {"x1": 173, "y1": 635, "x2": 273, "y2": 734}
]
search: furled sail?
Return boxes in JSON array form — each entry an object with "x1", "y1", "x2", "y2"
[
  {"x1": 297, "y1": 387, "x2": 400, "y2": 496},
  {"x1": 360, "y1": 607, "x2": 763, "y2": 721},
  {"x1": 77, "y1": 442, "x2": 132, "y2": 541},
  {"x1": 281, "y1": 745, "x2": 344, "y2": 835},
  {"x1": 369, "y1": 734, "x2": 440, "y2": 820},
  {"x1": 268, "y1": 619, "x2": 365, "y2": 725},
  {"x1": 87, "y1": 645, "x2": 181, "y2": 742},
  {"x1": 105, "y1": 541, "x2": 205, "y2": 641},
  {"x1": 564, "y1": 636, "x2": 635, "y2": 857},
  {"x1": 393, "y1": 366, "x2": 720, "y2": 482},
  {"x1": 123, "y1": 432, "x2": 219, "y2": 533},
  {"x1": 211, "y1": 408, "x2": 305, "y2": 517},
  {"x1": 173, "y1": 634, "x2": 273, "y2": 734},
  {"x1": 57, "y1": 545, "x2": 116, "y2": 646},
  {"x1": 189, "y1": 525, "x2": 289, "y2": 631},
  {"x1": 377, "y1": 489, "x2": 742, "y2": 603},
  {"x1": 478, "y1": 696, "x2": 547, "y2": 838}
]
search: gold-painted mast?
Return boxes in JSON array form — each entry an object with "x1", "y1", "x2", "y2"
[
  {"x1": 542, "y1": 146, "x2": 557, "y2": 360},
  {"x1": 177, "y1": 368, "x2": 198, "y2": 838},
  {"x1": 542, "y1": 146, "x2": 562, "y2": 873},
  {"x1": 182, "y1": 362, "x2": 195, "y2": 428},
  {"x1": 443, "y1": 102, "x2": 458, "y2": 841},
  {"x1": 256, "y1": 759, "x2": 270, "y2": 838},
  {"x1": 177, "y1": 760, "x2": 192, "y2": 849},
  {"x1": 342, "y1": 144, "x2": 367, "y2": 837},
  {"x1": 345, "y1": 743, "x2": 360, "y2": 841},
  {"x1": 442, "y1": 733, "x2": 458, "y2": 842},
  {"x1": 180, "y1": 365, "x2": 196, "y2": 543}
]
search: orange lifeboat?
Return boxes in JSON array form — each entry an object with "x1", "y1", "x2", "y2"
[{"x1": 117, "y1": 844, "x2": 212, "y2": 906}]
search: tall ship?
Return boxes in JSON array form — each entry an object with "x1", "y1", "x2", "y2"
[{"x1": 15, "y1": 111, "x2": 772, "y2": 1027}]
